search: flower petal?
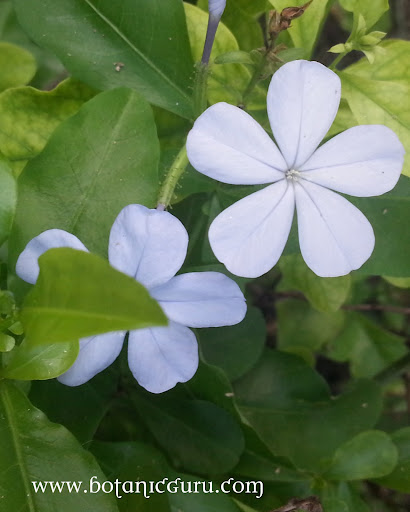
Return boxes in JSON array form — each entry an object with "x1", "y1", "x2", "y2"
[
  {"x1": 16, "y1": 229, "x2": 88, "y2": 284},
  {"x1": 268, "y1": 60, "x2": 341, "y2": 169},
  {"x1": 209, "y1": 180, "x2": 295, "y2": 278},
  {"x1": 295, "y1": 181, "x2": 375, "y2": 277},
  {"x1": 57, "y1": 331, "x2": 125, "y2": 386},
  {"x1": 186, "y1": 102, "x2": 287, "y2": 185},
  {"x1": 150, "y1": 272, "x2": 246, "y2": 328},
  {"x1": 128, "y1": 322, "x2": 198, "y2": 393},
  {"x1": 299, "y1": 125, "x2": 405, "y2": 197},
  {"x1": 109, "y1": 204, "x2": 188, "y2": 288}
]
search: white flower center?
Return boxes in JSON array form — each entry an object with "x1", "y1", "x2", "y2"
[{"x1": 285, "y1": 169, "x2": 300, "y2": 181}]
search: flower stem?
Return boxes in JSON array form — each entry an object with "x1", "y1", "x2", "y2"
[
  {"x1": 241, "y1": 53, "x2": 267, "y2": 106},
  {"x1": 329, "y1": 52, "x2": 346, "y2": 71},
  {"x1": 374, "y1": 352, "x2": 410, "y2": 386},
  {"x1": 156, "y1": 144, "x2": 189, "y2": 210},
  {"x1": 201, "y1": 14, "x2": 220, "y2": 65},
  {"x1": 193, "y1": 62, "x2": 209, "y2": 118}
]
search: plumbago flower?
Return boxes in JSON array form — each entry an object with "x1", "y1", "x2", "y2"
[
  {"x1": 208, "y1": 0, "x2": 226, "y2": 18},
  {"x1": 16, "y1": 205, "x2": 246, "y2": 393},
  {"x1": 186, "y1": 60, "x2": 405, "y2": 278}
]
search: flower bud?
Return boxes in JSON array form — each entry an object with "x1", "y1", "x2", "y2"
[{"x1": 208, "y1": 0, "x2": 226, "y2": 18}]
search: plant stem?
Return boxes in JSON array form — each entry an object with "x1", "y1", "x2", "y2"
[
  {"x1": 156, "y1": 144, "x2": 189, "y2": 210},
  {"x1": 329, "y1": 52, "x2": 346, "y2": 71},
  {"x1": 201, "y1": 14, "x2": 220, "y2": 65},
  {"x1": 241, "y1": 53, "x2": 267, "y2": 106},
  {"x1": 193, "y1": 62, "x2": 209, "y2": 118},
  {"x1": 374, "y1": 352, "x2": 410, "y2": 386}
]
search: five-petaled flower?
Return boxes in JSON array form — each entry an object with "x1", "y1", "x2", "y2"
[
  {"x1": 186, "y1": 59, "x2": 405, "y2": 278},
  {"x1": 16, "y1": 205, "x2": 246, "y2": 393}
]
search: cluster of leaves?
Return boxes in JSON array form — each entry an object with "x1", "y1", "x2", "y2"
[{"x1": 0, "y1": 1, "x2": 409, "y2": 511}]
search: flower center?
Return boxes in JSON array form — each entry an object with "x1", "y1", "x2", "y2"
[{"x1": 285, "y1": 169, "x2": 300, "y2": 181}]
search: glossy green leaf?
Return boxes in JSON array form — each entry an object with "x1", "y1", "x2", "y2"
[
  {"x1": 0, "y1": 41, "x2": 36, "y2": 91},
  {"x1": 0, "y1": 380, "x2": 119, "y2": 512},
  {"x1": 327, "y1": 312, "x2": 407, "y2": 378},
  {"x1": 280, "y1": 254, "x2": 352, "y2": 313},
  {"x1": 132, "y1": 393, "x2": 245, "y2": 476},
  {"x1": 269, "y1": 0, "x2": 330, "y2": 58},
  {"x1": 9, "y1": 87, "x2": 160, "y2": 274},
  {"x1": 199, "y1": 307, "x2": 266, "y2": 380},
  {"x1": 21, "y1": 248, "x2": 167, "y2": 345},
  {"x1": 375, "y1": 427, "x2": 410, "y2": 492},
  {"x1": 340, "y1": 40, "x2": 410, "y2": 177},
  {"x1": 326, "y1": 430, "x2": 398, "y2": 480},
  {"x1": 12, "y1": 0, "x2": 194, "y2": 117},
  {"x1": 350, "y1": 176, "x2": 410, "y2": 276},
  {"x1": 0, "y1": 78, "x2": 96, "y2": 164},
  {"x1": 234, "y1": 350, "x2": 383, "y2": 472},
  {"x1": 339, "y1": 0, "x2": 389, "y2": 29},
  {"x1": 0, "y1": 160, "x2": 16, "y2": 245},
  {"x1": 1, "y1": 338, "x2": 79, "y2": 380},
  {"x1": 277, "y1": 299, "x2": 345, "y2": 364}
]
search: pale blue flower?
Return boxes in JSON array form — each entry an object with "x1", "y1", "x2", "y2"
[
  {"x1": 209, "y1": 0, "x2": 226, "y2": 18},
  {"x1": 187, "y1": 60, "x2": 405, "y2": 278},
  {"x1": 16, "y1": 205, "x2": 246, "y2": 393}
]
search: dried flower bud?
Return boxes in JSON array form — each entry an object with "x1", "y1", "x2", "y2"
[{"x1": 281, "y1": 1, "x2": 313, "y2": 21}]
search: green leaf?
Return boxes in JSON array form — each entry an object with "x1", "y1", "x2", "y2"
[
  {"x1": 340, "y1": 40, "x2": 410, "y2": 177},
  {"x1": 132, "y1": 393, "x2": 245, "y2": 476},
  {"x1": 269, "y1": 0, "x2": 330, "y2": 58},
  {"x1": 0, "y1": 160, "x2": 16, "y2": 245},
  {"x1": 280, "y1": 254, "x2": 352, "y2": 313},
  {"x1": 215, "y1": 50, "x2": 255, "y2": 66},
  {"x1": 1, "y1": 338, "x2": 79, "y2": 380},
  {"x1": 384, "y1": 276, "x2": 410, "y2": 288},
  {"x1": 234, "y1": 425, "x2": 307, "y2": 483},
  {"x1": 0, "y1": 78, "x2": 96, "y2": 164},
  {"x1": 91, "y1": 441, "x2": 172, "y2": 512},
  {"x1": 92, "y1": 441, "x2": 244, "y2": 512},
  {"x1": 199, "y1": 307, "x2": 266, "y2": 380},
  {"x1": 327, "y1": 312, "x2": 407, "y2": 378},
  {"x1": 0, "y1": 380, "x2": 119, "y2": 512},
  {"x1": 339, "y1": 0, "x2": 388, "y2": 29},
  {"x1": 21, "y1": 248, "x2": 167, "y2": 345},
  {"x1": 187, "y1": 361, "x2": 241, "y2": 419},
  {"x1": 234, "y1": 350, "x2": 383, "y2": 472},
  {"x1": 29, "y1": 368, "x2": 119, "y2": 444},
  {"x1": 375, "y1": 427, "x2": 410, "y2": 492},
  {"x1": 9, "y1": 87, "x2": 160, "y2": 275},
  {"x1": 276, "y1": 299, "x2": 345, "y2": 364},
  {"x1": 0, "y1": 41, "x2": 36, "y2": 91},
  {"x1": 12, "y1": 0, "x2": 194, "y2": 118},
  {"x1": 326, "y1": 430, "x2": 398, "y2": 480},
  {"x1": 0, "y1": 332, "x2": 15, "y2": 351},
  {"x1": 350, "y1": 176, "x2": 410, "y2": 276},
  {"x1": 0, "y1": 0, "x2": 64, "y2": 88}
]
